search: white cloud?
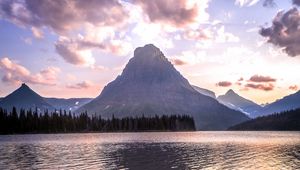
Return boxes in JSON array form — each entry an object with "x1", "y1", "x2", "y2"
[
  {"x1": 215, "y1": 26, "x2": 240, "y2": 43},
  {"x1": 235, "y1": 0, "x2": 260, "y2": 7},
  {"x1": 0, "y1": 57, "x2": 60, "y2": 85},
  {"x1": 171, "y1": 50, "x2": 207, "y2": 65},
  {"x1": 55, "y1": 37, "x2": 95, "y2": 67},
  {"x1": 66, "y1": 80, "x2": 94, "y2": 89}
]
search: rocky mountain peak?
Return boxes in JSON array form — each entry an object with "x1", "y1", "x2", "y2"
[
  {"x1": 0, "y1": 83, "x2": 54, "y2": 111},
  {"x1": 119, "y1": 44, "x2": 180, "y2": 83},
  {"x1": 20, "y1": 83, "x2": 30, "y2": 89},
  {"x1": 225, "y1": 89, "x2": 236, "y2": 96},
  {"x1": 77, "y1": 44, "x2": 249, "y2": 130},
  {"x1": 134, "y1": 44, "x2": 163, "y2": 58}
]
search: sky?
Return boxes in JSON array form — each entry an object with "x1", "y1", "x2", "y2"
[{"x1": 0, "y1": 0, "x2": 300, "y2": 104}]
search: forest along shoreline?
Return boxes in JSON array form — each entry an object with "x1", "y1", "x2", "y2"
[{"x1": 0, "y1": 107, "x2": 196, "y2": 134}]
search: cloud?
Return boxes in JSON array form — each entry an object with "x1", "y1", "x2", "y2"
[
  {"x1": 31, "y1": 27, "x2": 43, "y2": 39},
  {"x1": 0, "y1": 57, "x2": 30, "y2": 77},
  {"x1": 90, "y1": 65, "x2": 107, "y2": 71},
  {"x1": 66, "y1": 80, "x2": 93, "y2": 89},
  {"x1": 132, "y1": 0, "x2": 209, "y2": 28},
  {"x1": 249, "y1": 75, "x2": 276, "y2": 82},
  {"x1": 0, "y1": 57, "x2": 60, "y2": 85},
  {"x1": 245, "y1": 83, "x2": 274, "y2": 91},
  {"x1": 77, "y1": 38, "x2": 132, "y2": 56},
  {"x1": 289, "y1": 85, "x2": 298, "y2": 91},
  {"x1": 182, "y1": 28, "x2": 212, "y2": 41},
  {"x1": 0, "y1": 0, "x2": 131, "y2": 66},
  {"x1": 170, "y1": 58, "x2": 188, "y2": 66},
  {"x1": 181, "y1": 25, "x2": 239, "y2": 44},
  {"x1": 235, "y1": 0, "x2": 260, "y2": 7},
  {"x1": 215, "y1": 26, "x2": 240, "y2": 43},
  {"x1": 0, "y1": 0, "x2": 128, "y2": 34},
  {"x1": 293, "y1": 0, "x2": 300, "y2": 6},
  {"x1": 238, "y1": 76, "x2": 276, "y2": 91},
  {"x1": 172, "y1": 50, "x2": 207, "y2": 65},
  {"x1": 263, "y1": 0, "x2": 276, "y2": 8},
  {"x1": 259, "y1": 8, "x2": 300, "y2": 57},
  {"x1": 39, "y1": 67, "x2": 60, "y2": 82},
  {"x1": 55, "y1": 38, "x2": 95, "y2": 67},
  {"x1": 216, "y1": 81, "x2": 232, "y2": 87},
  {"x1": 236, "y1": 82, "x2": 242, "y2": 86},
  {"x1": 55, "y1": 36, "x2": 131, "y2": 67}
]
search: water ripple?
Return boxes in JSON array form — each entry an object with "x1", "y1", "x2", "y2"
[{"x1": 0, "y1": 132, "x2": 299, "y2": 169}]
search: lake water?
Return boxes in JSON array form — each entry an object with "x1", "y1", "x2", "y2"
[{"x1": 0, "y1": 132, "x2": 299, "y2": 169}]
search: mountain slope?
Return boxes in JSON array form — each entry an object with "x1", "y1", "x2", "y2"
[
  {"x1": 44, "y1": 98, "x2": 92, "y2": 111},
  {"x1": 259, "y1": 90, "x2": 300, "y2": 116},
  {"x1": 217, "y1": 89, "x2": 262, "y2": 118},
  {"x1": 192, "y1": 85, "x2": 216, "y2": 99},
  {"x1": 0, "y1": 83, "x2": 54, "y2": 111},
  {"x1": 228, "y1": 108, "x2": 300, "y2": 131},
  {"x1": 78, "y1": 44, "x2": 249, "y2": 130}
]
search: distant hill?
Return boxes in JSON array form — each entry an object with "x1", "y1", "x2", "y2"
[
  {"x1": 44, "y1": 98, "x2": 92, "y2": 111},
  {"x1": 0, "y1": 83, "x2": 54, "y2": 111},
  {"x1": 259, "y1": 90, "x2": 300, "y2": 116},
  {"x1": 77, "y1": 44, "x2": 249, "y2": 130},
  {"x1": 217, "y1": 89, "x2": 262, "y2": 118},
  {"x1": 192, "y1": 85, "x2": 216, "y2": 99},
  {"x1": 228, "y1": 108, "x2": 300, "y2": 131}
]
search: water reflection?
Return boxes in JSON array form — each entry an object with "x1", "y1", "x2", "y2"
[
  {"x1": 0, "y1": 132, "x2": 299, "y2": 169},
  {"x1": 106, "y1": 143, "x2": 300, "y2": 169}
]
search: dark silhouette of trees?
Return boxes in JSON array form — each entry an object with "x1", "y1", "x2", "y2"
[
  {"x1": 0, "y1": 107, "x2": 195, "y2": 134},
  {"x1": 228, "y1": 108, "x2": 300, "y2": 130}
]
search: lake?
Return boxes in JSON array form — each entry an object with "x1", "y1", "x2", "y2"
[{"x1": 0, "y1": 132, "x2": 299, "y2": 169}]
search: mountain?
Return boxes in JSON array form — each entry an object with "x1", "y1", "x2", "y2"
[
  {"x1": 0, "y1": 83, "x2": 54, "y2": 111},
  {"x1": 77, "y1": 44, "x2": 249, "y2": 130},
  {"x1": 228, "y1": 108, "x2": 300, "y2": 131},
  {"x1": 192, "y1": 85, "x2": 216, "y2": 98},
  {"x1": 0, "y1": 97, "x2": 2, "y2": 102},
  {"x1": 259, "y1": 90, "x2": 300, "y2": 116},
  {"x1": 217, "y1": 89, "x2": 262, "y2": 118},
  {"x1": 44, "y1": 98, "x2": 92, "y2": 111}
]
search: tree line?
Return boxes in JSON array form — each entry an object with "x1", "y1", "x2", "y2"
[
  {"x1": 228, "y1": 108, "x2": 300, "y2": 131},
  {"x1": 0, "y1": 107, "x2": 196, "y2": 134}
]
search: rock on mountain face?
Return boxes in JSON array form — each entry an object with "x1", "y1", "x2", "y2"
[
  {"x1": 44, "y1": 98, "x2": 93, "y2": 111},
  {"x1": 0, "y1": 83, "x2": 54, "y2": 111},
  {"x1": 78, "y1": 44, "x2": 249, "y2": 130},
  {"x1": 192, "y1": 85, "x2": 216, "y2": 99},
  {"x1": 259, "y1": 90, "x2": 300, "y2": 116},
  {"x1": 217, "y1": 89, "x2": 262, "y2": 118}
]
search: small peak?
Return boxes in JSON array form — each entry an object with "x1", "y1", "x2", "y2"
[
  {"x1": 21, "y1": 83, "x2": 28, "y2": 88},
  {"x1": 226, "y1": 89, "x2": 236, "y2": 95},
  {"x1": 20, "y1": 83, "x2": 30, "y2": 90}
]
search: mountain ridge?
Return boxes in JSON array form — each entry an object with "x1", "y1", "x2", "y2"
[
  {"x1": 259, "y1": 90, "x2": 300, "y2": 116},
  {"x1": 192, "y1": 85, "x2": 216, "y2": 99},
  {"x1": 217, "y1": 89, "x2": 262, "y2": 118},
  {"x1": 229, "y1": 108, "x2": 300, "y2": 130},
  {"x1": 0, "y1": 83, "x2": 94, "y2": 111},
  {"x1": 44, "y1": 97, "x2": 93, "y2": 111},
  {"x1": 0, "y1": 83, "x2": 54, "y2": 111}
]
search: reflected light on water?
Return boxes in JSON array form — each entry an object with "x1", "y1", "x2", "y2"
[{"x1": 0, "y1": 131, "x2": 299, "y2": 169}]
